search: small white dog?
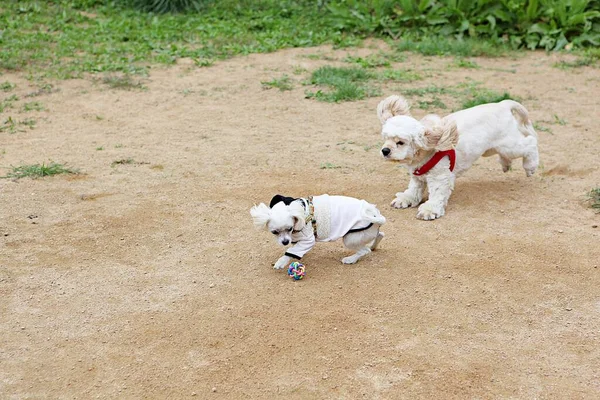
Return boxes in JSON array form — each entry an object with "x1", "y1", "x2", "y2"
[
  {"x1": 377, "y1": 95, "x2": 539, "y2": 220},
  {"x1": 250, "y1": 194, "x2": 386, "y2": 269}
]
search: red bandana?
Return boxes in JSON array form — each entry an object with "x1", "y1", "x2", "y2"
[{"x1": 413, "y1": 149, "x2": 456, "y2": 176}]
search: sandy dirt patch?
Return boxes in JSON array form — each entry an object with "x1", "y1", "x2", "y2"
[{"x1": 1, "y1": 44, "x2": 599, "y2": 398}]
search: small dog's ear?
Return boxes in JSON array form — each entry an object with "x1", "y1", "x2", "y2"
[
  {"x1": 288, "y1": 201, "x2": 306, "y2": 231},
  {"x1": 377, "y1": 95, "x2": 411, "y2": 125},
  {"x1": 250, "y1": 203, "x2": 271, "y2": 230},
  {"x1": 421, "y1": 119, "x2": 459, "y2": 151},
  {"x1": 269, "y1": 194, "x2": 297, "y2": 208}
]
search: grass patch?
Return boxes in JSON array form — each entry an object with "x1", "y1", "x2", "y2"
[
  {"x1": 0, "y1": 94, "x2": 19, "y2": 113},
  {"x1": 461, "y1": 90, "x2": 516, "y2": 109},
  {"x1": 417, "y1": 97, "x2": 447, "y2": 110},
  {"x1": 102, "y1": 75, "x2": 146, "y2": 90},
  {"x1": 261, "y1": 75, "x2": 293, "y2": 91},
  {"x1": 22, "y1": 101, "x2": 45, "y2": 112},
  {"x1": 454, "y1": 58, "x2": 480, "y2": 69},
  {"x1": 25, "y1": 83, "x2": 58, "y2": 98},
  {"x1": 534, "y1": 122, "x2": 553, "y2": 134},
  {"x1": 306, "y1": 66, "x2": 379, "y2": 102},
  {"x1": 396, "y1": 36, "x2": 507, "y2": 57},
  {"x1": 1, "y1": 81, "x2": 16, "y2": 92},
  {"x1": 320, "y1": 162, "x2": 341, "y2": 169},
  {"x1": 0, "y1": 117, "x2": 18, "y2": 133},
  {"x1": 589, "y1": 188, "x2": 600, "y2": 212},
  {"x1": 378, "y1": 68, "x2": 422, "y2": 82},
  {"x1": 404, "y1": 86, "x2": 450, "y2": 96},
  {"x1": 344, "y1": 54, "x2": 390, "y2": 68},
  {"x1": 2, "y1": 162, "x2": 78, "y2": 179}
]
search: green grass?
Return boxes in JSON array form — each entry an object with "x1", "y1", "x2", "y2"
[
  {"x1": 0, "y1": 0, "x2": 357, "y2": 80},
  {"x1": 261, "y1": 75, "x2": 293, "y2": 91},
  {"x1": 417, "y1": 97, "x2": 447, "y2": 110},
  {"x1": 589, "y1": 188, "x2": 600, "y2": 212},
  {"x1": 534, "y1": 122, "x2": 553, "y2": 134},
  {"x1": 461, "y1": 90, "x2": 516, "y2": 109},
  {"x1": 378, "y1": 68, "x2": 422, "y2": 82},
  {"x1": 396, "y1": 36, "x2": 507, "y2": 57},
  {"x1": 306, "y1": 66, "x2": 379, "y2": 102},
  {"x1": 25, "y1": 83, "x2": 58, "y2": 98},
  {"x1": 22, "y1": 101, "x2": 45, "y2": 112},
  {"x1": 404, "y1": 86, "x2": 450, "y2": 96},
  {"x1": 0, "y1": 94, "x2": 19, "y2": 113},
  {"x1": 320, "y1": 162, "x2": 341, "y2": 169},
  {"x1": 0, "y1": 117, "x2": 18, "y2": 133},
  {"x1": 1, "y1": 81, "x2": 16, "y2": 92},
  {"x1": 1, "y1": 162, "x2": 78, "y2": 179},
  {"x1": 454, "y1": 58, "x2": 480, "y2": 69},
  {"x1": 344, "y1": 54, "x2": 392, "y2": 68}
]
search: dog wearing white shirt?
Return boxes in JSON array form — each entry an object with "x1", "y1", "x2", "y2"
[
  {"x1": 377, "y1": 95, "x2": 539, "y2": 220},
  {"x1": 250, "y1": 194, "x2": 385, "y2": 269}
]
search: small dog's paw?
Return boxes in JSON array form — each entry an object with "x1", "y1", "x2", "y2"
[
  {"x1": 391, "y1": 193, "x2": 418, "y2": 209},
  {"x1": 273, "y1": 258, "x2": 288, "y2": 270},
  {"x1": 417, "y1": 202, "x2": 444, "y2": 221},
  {"x1": 342, "y1": 255, "x2": 359, "y2": 264}
]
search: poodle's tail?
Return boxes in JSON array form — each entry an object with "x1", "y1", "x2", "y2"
[
  {"x1": 362, "y1": 203, "x2": 386, "y2": 225},
  {"x1": 508, "y1": 101, "x2": 538, "y2": 138}
]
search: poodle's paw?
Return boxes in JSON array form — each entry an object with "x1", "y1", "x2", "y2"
[
  {"x1": 417, "y1": 202, "x2": 445, "y2": 221},
  {"x1": 273, "y1": 256, "x2": 290, "y2": 270},
  {"x1": 391, "y1": 193, "x2": 419, "y2": 209},
  {"x1": 342, "y1": 255, "x2": 359, "y2": 264}
]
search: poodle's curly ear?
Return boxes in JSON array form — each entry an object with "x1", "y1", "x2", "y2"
[
  {"x1": 377, "y1": 95, "x2": 411, "y2": 125},
  {"x1": 250, "y1": 203, "x2": 271, "y2": 230},
  {"x1": 288, "y1": 201, "x2": 306, "y2": 231},
  {"x1": 422, "y1": 119, "x2": 459, "y2": 151}
]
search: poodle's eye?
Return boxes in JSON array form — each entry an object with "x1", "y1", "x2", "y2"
[
  {"x1": 288, "y1": 227, "x2": 293, "y2": 232},
  {"x1": 271, "y1": 230, "x2": 278, "y2": 235},
  {"x1": 396, "y1": 140, "x2": 404, "y2": 146}
]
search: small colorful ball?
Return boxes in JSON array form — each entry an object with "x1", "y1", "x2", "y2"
[{"x1": 287, "y1": 262, "x2": 306, "y2": 280}]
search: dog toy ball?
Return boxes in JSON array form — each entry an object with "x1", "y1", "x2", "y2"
[{"x1": 287, "y1": 262, "x2": 306, "y2": 280}]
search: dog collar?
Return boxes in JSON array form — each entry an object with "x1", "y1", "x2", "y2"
[
  {"x1": 413, "y1": 149, "x2": 456, "y2": 176},
  {"x1": 294, "y1": 197, "x2": 318, "y2": 238}
]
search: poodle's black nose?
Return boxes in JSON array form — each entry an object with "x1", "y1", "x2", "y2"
[
  {"x1": 282, "y1": 239, "x2": 289, "y2": 245},
  {"x1": 382, "y1": 147, "x2": 391, "y2": 156}
]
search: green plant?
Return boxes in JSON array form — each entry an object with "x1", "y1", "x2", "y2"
[
  {"x1": 22, "y1": 102, "x2": 45, "y2": 112},
  {"x1": 454, "y1": 58, "x2": 480, "y2": 69},
  {"x1": 320, "y1": 162, "x2": 341, "y2": 169},
  {"x1": 0, "y1": 95, "x2": 19, "y2": 113},
  {"x1": 378, "y1": 68, "x2": 422, "y2": 82},
  {"x1": 0, "y1": 117, "x2": 17, "y2": 133},
  {"x1": 344, "y1": 54, "x2": 391, "y2": 68},
  {"x1": 589, "y1": 187, "x2": 600, "y2": 212},
  {"x1": 1, "y1": 81, "x2": 16, "y2": 92},
  {"x1": 131, "y1": 0, "x2": 206, "y2": 13},
  {"x1": 306, "y1": 66, "x2": 379, "y2": 102},
  {"x1": 261, "y1": 75, "x2": 294, "y2": 91},
  {"x1": 2, "y1": 162, "x2": 78, "y2": 179},
  {"x1": 417, "y1": 97, "x2": 447, "y2": 110},
  {"x1": 327, "y1": 0, "x2": 600, "y2": 51},
  {"x1": 461, "y1": 90, "x2": 516, "y2": 109}
]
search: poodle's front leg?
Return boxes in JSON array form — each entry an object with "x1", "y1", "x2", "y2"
[
  {"x1": 417, "y1": 172, "x2": 454, "y2": 220},
  {"x1": 391, "y1": 176, "x2": 426, "y2": 209},
  {"x1": 274, "y1": 255, "x2": 291, "y2": 270}
]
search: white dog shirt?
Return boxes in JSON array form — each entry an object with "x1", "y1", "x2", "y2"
[{"x1": 285, "y1": 194, "x2": 372, "y2": 260}]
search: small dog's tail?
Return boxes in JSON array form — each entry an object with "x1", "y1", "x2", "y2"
[
  {"x1": 377, "y1": 95, "x2": 411, "y2": 125},
  {"x1": 362, "y1": 203, "x2": 386, "y2": 225},
  {"x1": 509, "y1": 101, "x2": 538, "y2": 138}
]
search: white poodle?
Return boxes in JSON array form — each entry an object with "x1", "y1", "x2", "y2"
[
  {"x1": 377, "y1": 95, "x2": 539, "y2": 220},
  {"x1": 250, "y1": 194, "x2": 386, "y2": 270}
]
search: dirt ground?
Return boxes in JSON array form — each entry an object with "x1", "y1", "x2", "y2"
[{"x1": 1, "y1": 43, "x2": 599, "y2": 399}]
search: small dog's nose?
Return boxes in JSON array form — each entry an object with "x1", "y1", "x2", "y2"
[
  {"x1": 382, "y1": 147, "x2": 391, "y2": 156},
  {"x1": 282, "y1": 239, "x2": 289, "y2": 245}
]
